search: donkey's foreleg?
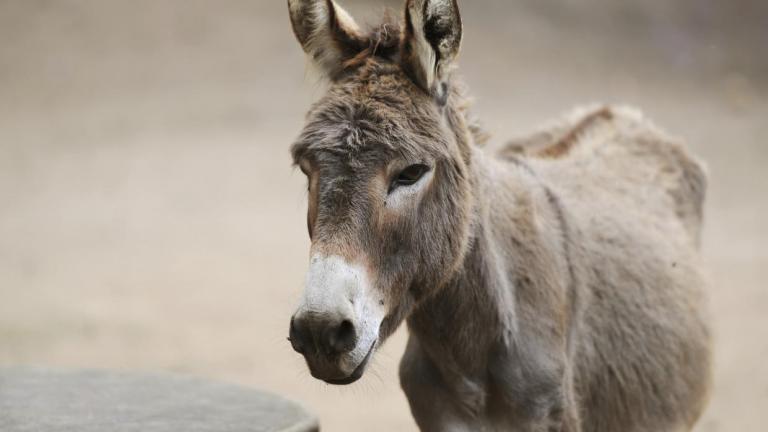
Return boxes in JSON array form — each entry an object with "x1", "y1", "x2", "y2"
[
  {"x1": 400, "y1": 337, "x2": 490, "y2": 432},
  {"x1": 487, "y1": 339, "x2": 582, "y2": 432}
]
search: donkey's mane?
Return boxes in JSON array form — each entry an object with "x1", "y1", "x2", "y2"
[{"x1": 341, "y1": 13, "x2": 490, "y2": 147}]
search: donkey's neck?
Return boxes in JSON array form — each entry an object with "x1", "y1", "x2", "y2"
[{"x1": 406, "y1": 148, "x2": 571, "y2": 387}]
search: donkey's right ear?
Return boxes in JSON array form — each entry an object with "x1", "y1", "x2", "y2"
[{"x1": 288, "y1": 0, "x2": 366, "y2": 78}]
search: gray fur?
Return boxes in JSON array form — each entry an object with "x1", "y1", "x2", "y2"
[{"x1": 287, "y1": 2, "x2": 712, "y2": 431}]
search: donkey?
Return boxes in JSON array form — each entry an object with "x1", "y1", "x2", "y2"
[{"x1": 285, "y1": 1, "x2": 712, "y2": 430}]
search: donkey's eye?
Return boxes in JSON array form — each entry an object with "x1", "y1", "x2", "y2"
[{"x1": 390, "y1": 164, "x2": 430, "y2": 192}]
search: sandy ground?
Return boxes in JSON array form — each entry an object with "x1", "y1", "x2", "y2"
[{"x1": 1, "y1": 1, "x2": 767, "y2": 430}]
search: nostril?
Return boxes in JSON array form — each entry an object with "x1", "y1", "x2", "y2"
[
  {"x1": 289, "y1": 317, "x2": 304, "y2": 354},
  {"x1": 328, "y1": 319, "x2": 357, "y2": 354}
]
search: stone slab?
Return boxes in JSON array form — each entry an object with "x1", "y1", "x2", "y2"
[{"x1": 0, "y1": 367, "x2": 318, "y2": 432}]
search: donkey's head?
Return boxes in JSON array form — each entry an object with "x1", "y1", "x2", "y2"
[{"x1": 287, "y1": 0, "x2": 475, "y2": 384}]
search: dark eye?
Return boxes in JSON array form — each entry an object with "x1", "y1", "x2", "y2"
[{"x1": 390, "y1": 164, "x2": 430, "y2": 193}]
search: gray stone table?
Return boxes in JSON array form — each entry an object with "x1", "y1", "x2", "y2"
[{"x1": 0, "y1": 367, "x2": 318, "y2": 432}]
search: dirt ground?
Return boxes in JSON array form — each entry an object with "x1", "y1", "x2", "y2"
[{"x1": 1, "y1": 1, "x2": 767, "y2": 430}]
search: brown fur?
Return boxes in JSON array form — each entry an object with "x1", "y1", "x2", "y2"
[{"x1": 287, "y1": 1, "x2": 712, "y2": 430}]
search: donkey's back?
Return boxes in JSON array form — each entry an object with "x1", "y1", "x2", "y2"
[
  {"x1": 503, "y1": 106, "x2": 712, "y2": 431},
  {"x1": 502, "y1": 105, "x2": 706, "y2": 244}
]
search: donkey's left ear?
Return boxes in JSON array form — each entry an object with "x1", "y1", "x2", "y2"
[
  {"x1": 288, "y1": 0, "x2": 366, "y2": 78},
  {"x1": 401, "y1": 0, "x2": 462, "y2": 102}
]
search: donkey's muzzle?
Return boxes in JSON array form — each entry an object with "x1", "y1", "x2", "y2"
[{"x1": 289, "y1": 254, "x2": 383, "y2": 384}]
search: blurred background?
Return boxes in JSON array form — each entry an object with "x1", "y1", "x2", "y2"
[{"x1": 1, "y1": 0, "x2": 766, "y2": 430}]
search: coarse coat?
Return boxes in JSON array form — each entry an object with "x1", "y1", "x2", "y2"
[{"x1": 285, "y1": 1, "x2": 712, "y2": 431}]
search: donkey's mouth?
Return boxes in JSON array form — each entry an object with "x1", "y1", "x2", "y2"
[{"x1": 322, "y1": 339, "x2": 376, "y2": 385}]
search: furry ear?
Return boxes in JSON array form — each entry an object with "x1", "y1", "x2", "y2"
[
  {"x1": 401, "y1": 0, "x2": 462, "y2": 102},
  {"x1": 288, "y1": 0, "x2": 366, "y2": 77}
]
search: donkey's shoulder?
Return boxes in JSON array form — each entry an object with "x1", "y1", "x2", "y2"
[{"x1": 500, "y1": 105, "x2": 708, "y2": 244}]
